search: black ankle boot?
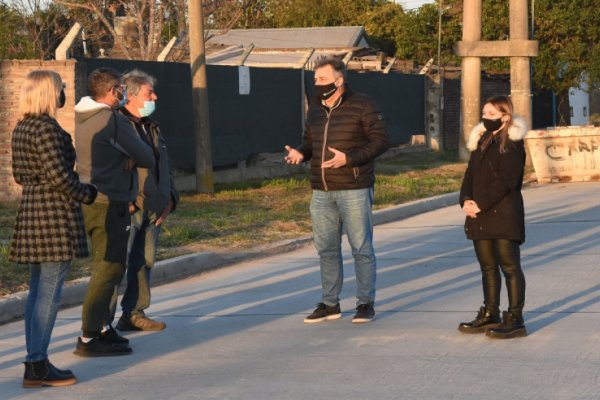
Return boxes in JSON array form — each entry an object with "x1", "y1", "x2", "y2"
[
  {"x1": 486, "y1": 311, "x2": 527, "y2": 339},
  {"x1": 48, "y1": 360, "x2": 74, "y2": 378},
  {"x1": 23, "y1": 359, "x2": 77, "y2": 388},
  {"x1": 458, "y1": 306, "x2": 501, "y2": 333}
]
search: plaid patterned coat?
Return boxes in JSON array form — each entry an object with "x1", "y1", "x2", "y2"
[{"x1": 9, "y1": 115, "x2": 97, "y2": 264}]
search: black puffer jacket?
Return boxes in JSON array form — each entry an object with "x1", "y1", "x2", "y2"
[
  {"x1": 459, "y1": 117, "x2": 528, "y2": 243},
  {"x1": 297, "y1": 87, "x2": 390, "y2": 191}
]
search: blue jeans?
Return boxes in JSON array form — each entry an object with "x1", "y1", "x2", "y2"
[
  {"x1": 310, "y1": 188, "x2": 376, "y2": 307},
  {"x1": 110, "y1": 209, "x2": 161, "y2": 319},
  {"x1": 24, "y1": 261, "x2": 70, "y2": 362}
]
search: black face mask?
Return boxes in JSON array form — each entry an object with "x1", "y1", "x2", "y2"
[
  {"x1": 314, "y1": 82, "x2": 338, "y2": 101},
  {"x1": 58, "y1": 89, "x2": 66, "y2": 108},
  {"x1": 482, "y1": 117, "x2": 503, "y2": 131}
]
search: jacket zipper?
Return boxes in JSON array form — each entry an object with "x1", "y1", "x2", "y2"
[
  {"x1": 321, "y1": 109, "x2": 331, "y2": 191},
  {"x1": 320, "y1": 100, "x2": 342, "y2": 191}
]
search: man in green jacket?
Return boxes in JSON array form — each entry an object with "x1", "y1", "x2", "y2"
[{"x1": 74, "y1": 67, "x2": 155, "y2": 357}]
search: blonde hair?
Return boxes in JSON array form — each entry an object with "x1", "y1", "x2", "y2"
[{"x1": 18, "y1": 70, "x2": 63, "y2": 119}]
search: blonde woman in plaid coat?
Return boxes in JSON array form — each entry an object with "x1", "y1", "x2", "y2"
[{"x1": 9, "y1": 71, "x2": 97, "y2": 388}]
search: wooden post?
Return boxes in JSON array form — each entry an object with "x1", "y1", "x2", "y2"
[
  {"x1": 510, "y1": 0, "x2": 532, "y2": 130},
  {"x1": 459, "y1": 0, "x2": 482, "y2": 161},
  {"x1": 237, "y1": 44, "x2": 255, "y2": 66},
  {"x1": 299, "y1": 49, "x2": 315, "y2": 137},
  {"x1": 188, "y1": 0, "x2": 214, "y2": 193},
  {"x1": 455, "y1": 0, "x2": 538, "y2": 161}
]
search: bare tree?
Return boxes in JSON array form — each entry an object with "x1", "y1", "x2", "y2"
[
  {"x1": 52, "y1": 0, "x2": 258, "y2": 60},
  {"x1": 53, "y1": 0, "x2": 166, "y2": 60},
  {"x1": 6, "y1": 0, "x2": 71, "y2": 59}
]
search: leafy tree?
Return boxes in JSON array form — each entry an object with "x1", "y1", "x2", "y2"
[
  {"x1": 236, "y1": 0, "x2": 403, "y2": 56},
  {"x1": 0, "y1": 4, "x2": 36, "y2": 59},
  {"x1": 360, "y1": 1, "x2": 404, "y2": 56},
  {"x1": 395, "y1": 4, "x2": 438, "y2": 63},
  {"x1": 0, "y1": 1, "x2": 72, "y2": 60},
  {"x1": 533, "y1": 0, "x2": 600, "y2": 94}
]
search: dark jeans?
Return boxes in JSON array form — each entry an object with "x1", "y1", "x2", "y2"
[
  {"x1": 81, "y1": 201, "x2": 130, "y2": 337},
  {"x1": 473, "y1": 239, "x2": 526, "y2": 317},
  {"x1": 110, "y1": 209, "x2": 161, "y2": 319}
]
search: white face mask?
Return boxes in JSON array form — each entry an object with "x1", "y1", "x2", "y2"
[{"x1": 138, "y1": 101, "x2": 156, "y2": 117}]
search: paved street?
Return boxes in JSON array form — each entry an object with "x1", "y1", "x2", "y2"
[{"x1": 1, "y1": 182, "x2": 599, "y2": 399}]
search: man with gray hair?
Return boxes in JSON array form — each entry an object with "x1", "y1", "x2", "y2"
[
  {"x1": 284, "y1": 56, "x2": 390, "y2": 324},
  {"x1": 111, "y1": 69, "x2": 179, "y2": 332}
]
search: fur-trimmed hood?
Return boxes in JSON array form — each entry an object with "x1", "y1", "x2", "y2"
[{"x1": 466, "y1": 116, "x2": 528, "y2": 151}]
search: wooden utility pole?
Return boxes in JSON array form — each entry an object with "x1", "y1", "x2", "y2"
[
  {"x1": 188, "y1": 0, "x2": 214, "y2": 193},
  {"x1": 510, "y1": 0, "x2": 533, "y2": 130},
  {"x1": 455, "y1": 0, "x2": 538, "y2": 161},
  {"x1": 458, "y1": 0, "x2": 482, "y2": 162}
]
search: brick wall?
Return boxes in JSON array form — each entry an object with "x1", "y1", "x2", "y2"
[
  {"x1": 0, "y1": 60, "x2": 83, "y2": 202},
  {"x1": 442, "y1": 73, "x2": 511, "y2": 151}
]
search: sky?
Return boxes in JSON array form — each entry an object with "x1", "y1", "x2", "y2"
[{"x1": 394, "y1": 0, "x2": 436, "y2": 11}]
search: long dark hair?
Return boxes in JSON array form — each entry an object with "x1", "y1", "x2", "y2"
[{"x1": 480, "y1": 95, "x2": 514, "y2": 154}]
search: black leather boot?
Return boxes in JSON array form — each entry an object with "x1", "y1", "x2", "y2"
[
  {"x1": 23, "y1": 359, "x2": 77, "y2": 388},
  {"x1": 458, "y1": 306, "x2": 501, "y2": 333},
  {"x1": 48, "y1": 360, "x2": 74, "y2": 378},
  {"x1": 486, "y1": 311, "x2": 527, "y2": 339}
]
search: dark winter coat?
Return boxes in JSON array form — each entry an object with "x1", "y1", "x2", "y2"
[
  {"x1": 120, "y1": 109, "x2": 179, "y2": 214},
  {"x1": 9, "y1": 115, "x2": 97, "y2": 264},
  {"x1": 459, "y1": 117, "x2": 528, "y2": 243},
  {"x1": 297, "y1": 87, "x2": 390, "y2": 191},
  {"x1": 74, "y1": 96, "x2": 155, "y2": 203}
]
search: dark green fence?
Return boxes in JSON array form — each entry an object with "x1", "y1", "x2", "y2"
[{"x1": 80, "y1": 59, "x2": 425, "y2": 169}]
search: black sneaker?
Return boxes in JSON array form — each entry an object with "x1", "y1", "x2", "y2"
[
  {"x1": 74, "y1": 336, "x2": 132, "y2": 357},
  {"x1": 352, "y1": 304, "x2": 375, "y2": 323},
  {"x1": 101, "y1": 325, "x2": 130, "y2": 344},
  {"x1": 304, "y1": 303, "x2": 342, "y2": 324}
]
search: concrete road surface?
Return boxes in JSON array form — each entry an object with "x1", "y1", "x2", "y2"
[{"x1": 1, "y1": 182, "x2": 599, "y2": 400}]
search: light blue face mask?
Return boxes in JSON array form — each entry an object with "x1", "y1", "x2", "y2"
[
  {"x1": 138, "y1": 100, "x2": 156, "y2": 117},
  {"x1": 116, "y1": 90, "x2": 128, "y2": 108}
]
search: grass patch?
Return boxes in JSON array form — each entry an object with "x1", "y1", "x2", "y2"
[{"x1": 0, "y1": 150, "x2": 465, "y2": 296}]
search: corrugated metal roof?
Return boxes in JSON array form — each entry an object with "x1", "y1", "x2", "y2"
[
  {"x1": 208, "y1": 49, "x2": 349, "y2": 68},
  {"x1": 207, "y1": 26, "x2": 368, "y2": 49}
]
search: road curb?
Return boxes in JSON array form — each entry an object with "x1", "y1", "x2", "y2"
[{"x1": 0, "y1": 191, "x2": 459, "y2": 325}]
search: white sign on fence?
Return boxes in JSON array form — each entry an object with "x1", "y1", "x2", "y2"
[{"x1": 239, "y1": 66, "x2": 250, "y2": 95}]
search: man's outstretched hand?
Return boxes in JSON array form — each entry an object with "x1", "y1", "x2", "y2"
[{"x1": 284, "y1": 145, "x2": 304, "y2": 164}]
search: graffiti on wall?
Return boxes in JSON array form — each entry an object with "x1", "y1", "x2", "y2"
[{"x1": 529, "y1": 136, "x2": 600, "y2": 180}]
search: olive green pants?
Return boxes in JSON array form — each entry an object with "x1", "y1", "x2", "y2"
[{"x1": 80, "y1": 201, "x2": 130, "y2": 338}]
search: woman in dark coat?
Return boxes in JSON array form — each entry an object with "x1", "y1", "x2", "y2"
[
  {"x1": 457, "y1": 95, "x2": 528, "y2": 339},
  {"x1": 10, "y1": 70, "x2": 97, "y2": 387}
]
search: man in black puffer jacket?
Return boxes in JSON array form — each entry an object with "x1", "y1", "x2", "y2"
[{"x1": 285, "y1": 56, "x2": 390, "y2": 324}]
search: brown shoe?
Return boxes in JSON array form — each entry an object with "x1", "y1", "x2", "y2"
[{"x1": 129, "y1": 315, "x2": 166, "y2": 331}]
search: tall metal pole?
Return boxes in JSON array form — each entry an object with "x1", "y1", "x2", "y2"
[{"x1": 188, "y1": 0, "x2": 214, "y2": 193}]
